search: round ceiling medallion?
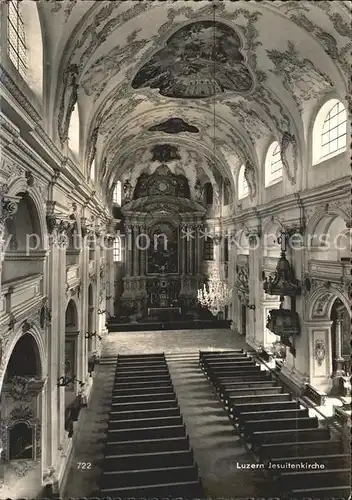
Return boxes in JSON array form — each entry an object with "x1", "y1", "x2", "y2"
[{"x1": 158, "y1": 181, "x2": 167, "y2": 192}]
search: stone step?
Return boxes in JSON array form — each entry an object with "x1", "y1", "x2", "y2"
[
  {"x1": 106, "y1": 424, "x2": 186, "y2": 442},
  {"x1": 101, "y1": 464, "x2": 198, "y2": 489},
  {"x1": 109, "y1": 407, "x2": 181, "y2": 421},
  {"x1": 231, "y1": 400, "x2": 300, "y2": 418},
  {"x1": 105, "y1": 436, "x2": 191, "y2": 456},
  {"x1": 244, "y1": 416, "x2": 318, "y2": 435},
  {"x1": 252, "y1": 427, "x2": 330, "y2": 446},
  {"x1": 100, "y1": 479, "x2": 203, "y2": 499},
  {"x1": 258, "y1": 439, "x2": 343, "y2": 459},
  {"x1": 111, "y1": 399, "x2": 178, "y2": 411},
  {"x1": 111, "y1": 391, "x2": 175, "y2": 403},
  {"x1": 103, "y1": 449, "x2": 194, "y2": 471},
  {"x1": 289, "y1": 485, "x2": 352, "y2": 500},
  {"x1": 108, "y1": 415, "x2": 183, "y2": 430}
]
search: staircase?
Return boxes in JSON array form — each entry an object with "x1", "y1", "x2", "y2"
[
  {"x1": 200, "y1": 350, "x2": 351, "y2": 500},
  {"x1": 99, "y1": 353, "x2": 203, "y2": 499}
]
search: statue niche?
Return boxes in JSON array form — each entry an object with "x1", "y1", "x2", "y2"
[
  {"x1": 133, "y1": 164, "x2": 190, "y2": 200},
  {"x1": 147, "y1": 223, "x2": 178, "y2": 274}
]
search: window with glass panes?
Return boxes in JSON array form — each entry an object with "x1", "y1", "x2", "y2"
[
  {"x1": 7, "y1": 1, "x2": 27, "y2": 77},
  {"x1": 321, "y1": 102, "x2": 346, "y2": 158},
  {"x1": 270, "y1": 143, "x2": 283, "y2": 181}
]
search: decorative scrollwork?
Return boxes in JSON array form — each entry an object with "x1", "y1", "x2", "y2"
[{"x1": 314, "y1": 339, "x2": 326, "y2": 366}]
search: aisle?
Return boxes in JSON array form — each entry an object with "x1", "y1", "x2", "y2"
[{"x1": 166, "y1": 352, "x2": 266, "y2": 499}]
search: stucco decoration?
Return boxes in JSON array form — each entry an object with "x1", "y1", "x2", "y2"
[
  {"x1": 280, "y1": 132, "x2": 298, "y2": 185},
  {"x1": 148, "y1": 118, "x2": 199, "y2": 134},
  {"x1": 80, "y1": 31, "x2": 148, "y2": 99},
  {"x1": 57, "y1": 64, "x2": 79, "y2": 146},
  {"x1": 314, "y1": 339, "x2": 326, "y2": 366},
  {"x1": 244, "y1": 160, "x2": 257, "y2": 200},
  {"x1": 267, "y1": 41, "x2": 334, "y2": 111},
  {"x1": 132, "y1": 21, "x2": 255, "y2": 98}
]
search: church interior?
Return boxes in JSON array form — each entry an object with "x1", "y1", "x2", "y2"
[{"x1": 0, "y1": 1, "x2": 351, "y2": 499}]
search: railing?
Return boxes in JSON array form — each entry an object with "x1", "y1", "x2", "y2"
[{"x1": 303, "y1": 383, "x2": 327, "y2": 406}]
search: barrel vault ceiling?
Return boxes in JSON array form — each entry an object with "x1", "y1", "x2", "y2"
[{"x1": 39, "y1": 0, "x2": 351, "y2": 190}]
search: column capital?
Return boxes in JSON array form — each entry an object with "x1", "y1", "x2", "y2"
[{"x1": 0, "y1": 193, "x2": 20, "y2": 227}]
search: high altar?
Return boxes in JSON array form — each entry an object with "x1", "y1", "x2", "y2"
[{"x1": 120, "y1": 164, "x2": 206, "y2": 317}]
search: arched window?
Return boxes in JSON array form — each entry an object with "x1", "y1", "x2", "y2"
[
  {"x1": 265, "y1": 141, "x2": 283, "y2": 187},
  {"x1": 90, "y1": 159, "x2": 95, "y2": 182},
  {"x1": 113, "y1": 181, "x2": 121, "y2": 205},
  {"x1": 113, "y1": 236, "x2": 121, "y2": 262},
  {"x1": 7, "y1": 1, "x2": 43, "y2": 98},
  {"x1": 68, "y1": 105, "x2": 80, "y2": 157},
  {"x1": 312, "y1": 99, "x2": 347, "y2": 165},
  {"x1": 7, "y1": 1, "x2": 26, "y2": 77},
  {"x1": 238, "y1": 164, "x2": 249, "y2": 199}
]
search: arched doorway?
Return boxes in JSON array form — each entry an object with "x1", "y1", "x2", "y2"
[{"x1": 0, "y1": 333, "x2": 42, "y2": 497}]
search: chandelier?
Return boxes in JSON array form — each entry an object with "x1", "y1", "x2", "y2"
[{"x1": 197, "y1": 277, "x2": 233, "y2": 316}]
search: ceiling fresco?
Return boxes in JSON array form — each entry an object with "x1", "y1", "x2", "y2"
[
  {"x1": 131, "y1": 21, "x2": 255, "y2": 98},
  {"x1": 148, "y1": 118, "x2": 199, "y2": 134},
  {"x1": 37, "y1": 0, "x2": 350, "y2": 197}
]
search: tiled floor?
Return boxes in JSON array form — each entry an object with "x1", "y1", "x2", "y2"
[{"x1": 63, "y1": 329, "x2": 266, "y2": 498}]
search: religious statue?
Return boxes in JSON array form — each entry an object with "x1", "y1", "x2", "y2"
[
  {"x1": 123, "y1": 179, "x2": 133, "y2": 202},
  {"x1": 244, "y1": 160, "x2": 257, "y2": 199}
]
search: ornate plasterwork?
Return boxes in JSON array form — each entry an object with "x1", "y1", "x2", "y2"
[
  {"x1": 243, "y1": 160, "x2": 257, "y2": 200},
  {"x1": 148, "y1": 118, "x2": 199, "y2": 135},
  {"x1": 314, "y1": 339, "x2": 326, "y2": 366},
  {"x1": 267, "y1": 41, "x2": 334, "y2": 111}
]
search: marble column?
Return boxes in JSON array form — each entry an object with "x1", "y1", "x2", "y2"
[
  {"x1": 133, "y1": 225, "x2": 139, "y2": 277},
  {"x1": 333, "y1": 314, "x2": 345, "y2": 376},
  {"x1": 125, "y1": 225, "x2": 132, "y2": 277},
  {"x1": 180, "y1": 224, "x2": 186, "y2": 275},
  {"x1": 139, "y1": 226, "x2": 146, "y2": 276}
]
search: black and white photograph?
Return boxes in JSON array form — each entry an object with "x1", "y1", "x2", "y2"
[{"x1": 0, "y1": 1, "x2": 350, "y2": 499}]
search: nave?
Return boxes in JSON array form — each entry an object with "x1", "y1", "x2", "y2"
[{"x1": 60, "y1": 329, "x2": 350, "y2": 500}]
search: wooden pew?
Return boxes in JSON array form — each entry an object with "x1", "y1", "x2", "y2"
[
  {"x1": 114, "y1": 373, "x2": 171, "y2": 382},
  {"x1": 228, "y1": 392, "x2": 292, "y2": 411},
  {"x1": 113, "y1": 379, "x2": 172, "y2": 389},
  {"x1": 223, "y1": 385, "x2": 282, "y2": 402},
  {"x1": 244, "y1": 416, "x2": 318, "y2": 438},
  {"x1": 230, "y1": 400, "x2": 300, "y2": 419},
  {"x1": 101, "y1": 463, "x2": 199, "y2": 489},
  {"x1": 268, "y1": 453, "x2": 350, "y2": 471},
  {"x1": 111, "y1": 399, "x2": 178, "y2": 412},
  {"x1": 111, "y1": 391, "x2": 176, "y2": 403},
  {"x1": 105, "y1": 435, "x2": 191, "y2": 456},
  {"x1": 258, "y1": 439, "x2": 343, "y2": 459},
  {"x1": 273, "y1": 468, "x2": 351, "y2": 491},
  {"x1": 237, "y1": 408, "x2": 309, "y2": 430},
  {"x1": 106, "y1": 423, "x2": 187, "y2": 442},
  {"x1": 109, "y1": 406, "x2": 181, "y2": 421},
  {"x1": 113, "y1": 385, "x2": 174, "y2": 396},
  {"x1": 251, "y1": 427, "x2": 330, "y2": 448},
  {"x1": 103, "y1": 449, "x2": 195, "y2": 472},
  {"x1": 289, "y1": 484, "x2": 352, "y2": 500},
  {"x1": 108, "y1": 415, "x2": 183, "y2": 430},
  {"x1": 100, "y1": 479, "x2": 203, "y2": 499}
]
